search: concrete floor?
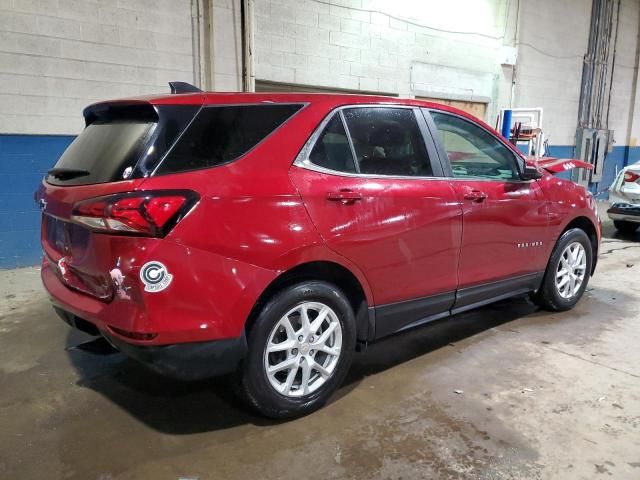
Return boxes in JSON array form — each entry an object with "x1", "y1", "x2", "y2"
[{"x1": 1, "y1": 210, "x2": 639, "y2": 480}]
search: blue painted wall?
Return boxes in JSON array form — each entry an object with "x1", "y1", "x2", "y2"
[
  {"x1": 1, "y1": 134, "x2": 639, "y2": 269},
  {"x1": 0, "y1": 135, "x2": 75, "y2": 268}
]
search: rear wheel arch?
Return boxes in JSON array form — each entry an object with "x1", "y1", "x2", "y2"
[{"x1": 244, "y1": 261, "x2": 371, "y2": 343}]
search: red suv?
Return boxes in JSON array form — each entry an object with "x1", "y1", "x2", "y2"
[{"x1": 38, "y1": 83, "x2": 601, "y2": 418}]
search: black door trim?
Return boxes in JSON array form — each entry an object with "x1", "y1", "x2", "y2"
[
  {"x1": 420, "y1": 108, "x2": 454, "y2": 177},
  {"x1": 374, "y1": 291, "x2": 455, "y2": 340},
  {"x1": 452, "y1": 272, "x2": 544, "y2": 315},
  {"x1": 372, "y1": 271, "x2": 544, "y2": 340},
  {"x1": 412, "y1": 107, "x2": 445, "y2": 177}
]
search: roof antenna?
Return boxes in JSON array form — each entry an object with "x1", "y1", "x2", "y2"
[{"x1": 169, "y1": 81, "x2": 202, "y2": 94}]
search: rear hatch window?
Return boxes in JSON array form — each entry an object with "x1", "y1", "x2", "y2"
[
  {"x1": 48, "y1": 120, "x2": 153, "y2": 185},
  {"x1": 47, "y1": 102, "x2": 304, "y2": 185},
  {"x1": 47, "y1": 104, "x2": 198, "y2": 186}
]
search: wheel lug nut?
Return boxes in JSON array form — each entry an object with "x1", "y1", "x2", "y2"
[
  {"x1": 292, "y1": 348, "x2": 298, "y2": 355},
  {"x1": 298, "y1": 335, "x2": 303, "y2": 342},
  {"x1": 309, "y1": 336, "x2": 315, "y2": 342},
  {"x1": 310, "y1": 350, "x2": 314, "y2": 355}
]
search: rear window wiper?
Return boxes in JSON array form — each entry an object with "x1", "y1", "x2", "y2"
[{"x1": 47, "y1": 167, "x2": 91, "y2": 180}]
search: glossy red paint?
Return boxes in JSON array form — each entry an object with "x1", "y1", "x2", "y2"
[
  {"x1": 290, "y1": 166, "x2": 462, "y2": 305},
  {"x1": 538, "y1": 173, "x2": 602, "y2": 248},
  {"x1": 450, "y1": 178, "x2": 549, "y2": 287},
  {"x1": 39, "y1": 92, "x2": 600, "y2": 356}
]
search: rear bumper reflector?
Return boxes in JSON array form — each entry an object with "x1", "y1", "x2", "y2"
[{"x1": 107, "y1": 325, "x2": 158, "y2": 341}]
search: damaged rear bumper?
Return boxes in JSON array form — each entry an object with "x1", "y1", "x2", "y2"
[
  {"x1": 54, "y1": 305, "x2": 247, "y2": 381},
  {"x1": 102, "y1": 330, "x2": 247, "y2": 381}
]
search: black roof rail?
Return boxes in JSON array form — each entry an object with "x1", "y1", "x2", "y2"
[{"x1": 168, "y1": 81, "x2": 202, "y2": 94}]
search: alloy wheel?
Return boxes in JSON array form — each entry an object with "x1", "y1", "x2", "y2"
[
  {"x1": 263, "y1": 301, "x2": 343, "y2": 397},
  {"x1": 555, "y1": 241, "x2": 587, "y2": 299}
]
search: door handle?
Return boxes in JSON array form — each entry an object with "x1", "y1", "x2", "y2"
[
  {"x1": 326, "y1": 190, "x2": 363, "y2": 205},
  {"x1": 463, "y1": 190, "x2": 488, "y2": 202}
]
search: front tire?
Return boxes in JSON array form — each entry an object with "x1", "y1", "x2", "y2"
[
  {"x1": 532, "y1": 228, "x2": 593, "y2": 312},
  {"x1": 613, "y1": 220, "x2": 639, "y2": 234},
  {"x1": 239, "y1": 281, "x2": 356, "y2": 419}
]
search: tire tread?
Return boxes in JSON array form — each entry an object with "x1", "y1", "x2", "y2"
[
  {"x1": 532, "y1": 228, "x2": 592, "y2": 312},
  {"x1": 237, "y1": 280, "x2": 356, "y2": 419}
]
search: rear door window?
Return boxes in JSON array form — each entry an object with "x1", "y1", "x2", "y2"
[
  {"x1": 308, "y1": 114, "x2": 357, "y2": 173},
  {"x1": 157, "y1": 104, "x2": 303, "y2": 174},
  {"x1": 342, "y1": 107, "x2": 433, "y2": 176}
]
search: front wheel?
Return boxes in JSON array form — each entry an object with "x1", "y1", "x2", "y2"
[
  {"x1": 532, "y1": 228, "x2": 593, "y2": 312},
  {"x1": 238, "y1": 281, "x2": 356, "y2": 419}
]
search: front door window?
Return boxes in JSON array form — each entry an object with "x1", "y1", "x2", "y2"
[{"x1": 430, "y1": 111, "x2": 521, "y2": 180}]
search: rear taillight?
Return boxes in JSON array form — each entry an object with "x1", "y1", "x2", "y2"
[
  {"x1": 71, "y1": 190, "x2": 198, "y2": 237},
  {"x1": 624, "y1": 171, "x2": 640, "y2": 183}
]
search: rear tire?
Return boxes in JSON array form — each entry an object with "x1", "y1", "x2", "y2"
[
  {"x1": 532, "y1": 228, "x2": 592, "y2": 312},
  {"x1": 238, "y1": 281, "x2": 356, "y2": 419},
  {"x1": 613, "y1": 220, "x2": 639, "y2": 234}
]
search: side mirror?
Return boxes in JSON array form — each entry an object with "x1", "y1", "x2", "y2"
[{"x1": 521, "y1": 164, "x2": 543, "y2": 181}]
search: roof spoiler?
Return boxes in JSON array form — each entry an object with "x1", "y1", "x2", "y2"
[
  {"x1": 169, "y1": 81, "x2": 202, "y2": 94},
  {"x1": 83, "y1": 102, "x2": 159, "y2": 126}
]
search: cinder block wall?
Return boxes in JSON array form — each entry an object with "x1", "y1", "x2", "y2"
[
  {"x1": 515, "y1": 0, "x2": 640, "y2": 192},
  {"x1": 515, "y1": 0, "x2": 592, "y2": 147},
  {"x1": 1, "y1": 0, "x2": 640, "y2": 268},
  {"x1": 253, "y1": 0, "x2": 640, "y2": 192},
  {"x1": 0, "y1": 0, "x2": 195, "y2": 267},
  {"x1": 604, "y1": 0, "x2": 640, "y2": 189},
  {"x1": 210, "y1": 0, "x2": 243, "y2": 91},
  {"x1": 0, "y1": 0, "x2": 194, "y2": 135},
  {"x1": 253, "y1": 0, "x2": 510, "y2": 122}
]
